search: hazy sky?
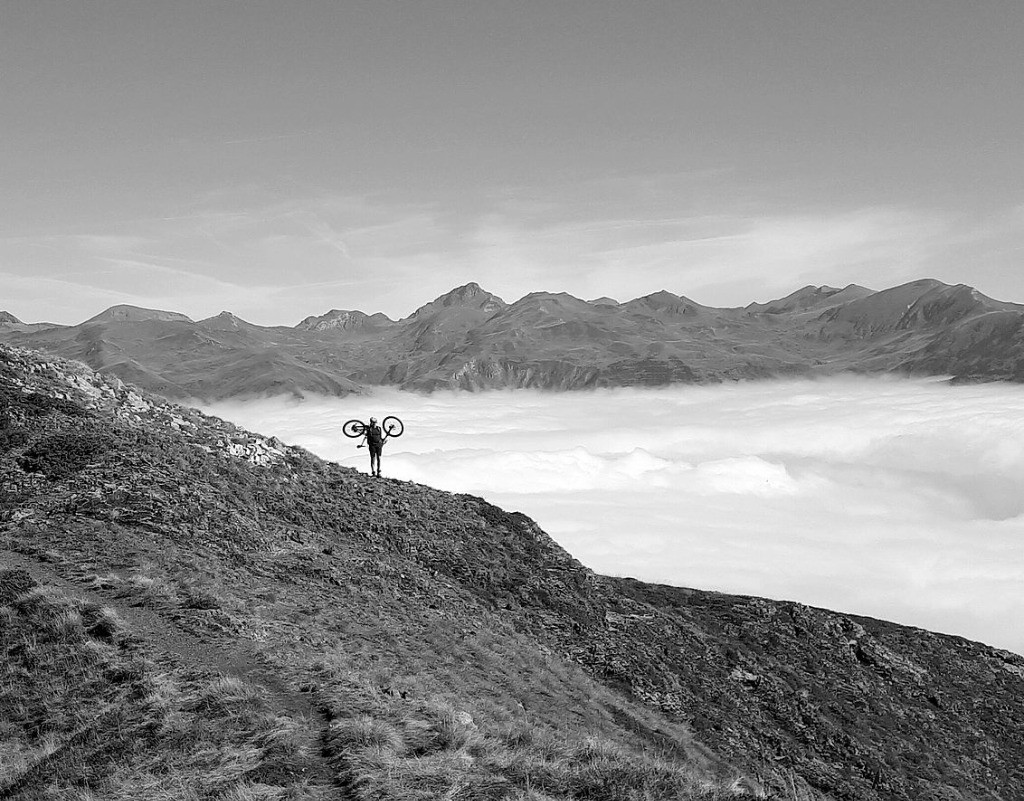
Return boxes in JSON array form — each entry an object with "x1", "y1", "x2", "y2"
[
  {"x1": 204, "y1": 378, "x2": 1024, "y2": 655},
  {"x1": 3, "y1": 2, "x2": 1024, "y2": 323}
]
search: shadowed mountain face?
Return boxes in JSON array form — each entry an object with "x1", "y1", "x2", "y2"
[
  {"x1": 2, "y1": 279, "x2": 1023, "y2": 399},
  {"x1": 2, "y1": 344, "x2": 1023, "y2": 800}
]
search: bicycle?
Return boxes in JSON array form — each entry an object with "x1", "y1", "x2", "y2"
[{"x1": 343, "y1": 416, "x2": 404, "y2": 441}]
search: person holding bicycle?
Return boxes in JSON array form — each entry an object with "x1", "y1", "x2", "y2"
[
  {"x1": 345, "y1": 415, "x2": 403, "y2": 478},
  {"x1": 358, "y1": 416, "x2": 386, "y2": 477}
]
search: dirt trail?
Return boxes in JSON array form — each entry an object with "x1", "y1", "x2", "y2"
[{"x1": 0, "y1": 547, "x2": 338, "y2": 789}]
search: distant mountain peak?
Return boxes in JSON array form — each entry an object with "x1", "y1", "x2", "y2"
[
  {"x1": 197, "y1": 311, "x2": 255, "y2": 331},
  {"x1": 296, "y1": 309, "x2": 394, "y2": 332},
  {"x1": 518, "y1": 290, "x2": 586, "y2": 304},
  {"x1": 749, "y1": 284, "x2": 876, "y2": 315},
  {"x1": 408, "y1": 283, "x2": 507, "y2": 319},
  {"x1": 626, "y1": 290, "x2": 706, "y2": 317},
  {"x1": 83, "y1": 305, "x2": 194, "y2": 325},
  {"x1": 816, "y1": 278, "x2": 1018, "y2": 339},
  {"x1": 0, "y1": 311, "x2": 22, "y2": 325},
  {"x1": 438, "y1": 282, "x2": 503, "y2": 307},
  {"x1": 4, "y1": 277, "x2": 1024, "y2": 397},
  {"x1": 907, "y1": 277, "x2": 947, "y2": 289}
]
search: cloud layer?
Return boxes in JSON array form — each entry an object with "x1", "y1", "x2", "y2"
[{"x1": 202, "y1": 378, "x2": 1024, "y2": 655}]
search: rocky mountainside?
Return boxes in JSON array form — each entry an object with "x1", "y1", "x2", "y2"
[
  {"x1": 2, "y1": 344, "x2": 1023, "y2": 800},
  {"x1": 296, "y1": 309, "x2": 395, "y2": 333},
  {"x1": 2, "y1": 279, "x2": 1023, "y2": 399}
]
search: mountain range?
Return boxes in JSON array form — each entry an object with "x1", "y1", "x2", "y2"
[
  {"x1": 2, "y1": 343, "x2": 1022, "y2": 799},
  {"x1": 3, "y1": 279, "x2": 1024, "y2": 399}
]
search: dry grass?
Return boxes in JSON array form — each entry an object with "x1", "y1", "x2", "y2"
[
  {"x1": 89, "y1": 564, "x2": 227, "y2": 613},
  {"x1": 0, "y1": 583, "x2": 327, "y2": 800},
  {"x1": 313, "y1": 620, "x2": 765, "y2": 800},
  {"x1": 180, "y1": 582, "x2": 226, "y2": 610},
  {"x1": 0, "y1": 535, "x2": 787, "y2": 799},
  {"x1": 118, "y1": 573, "x2": 180, "y2": 607},
  {"x1": 315, "y1": 612, "x2": 703, "y2": 753},
  {"x1": 323, "y1": 697, "x2": 758, "y2": 800}
]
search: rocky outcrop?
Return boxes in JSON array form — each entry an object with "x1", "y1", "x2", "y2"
[{"x1": 296, "y1": 309, "x2": 395, "y2": 332}]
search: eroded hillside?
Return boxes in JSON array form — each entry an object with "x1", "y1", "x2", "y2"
[{"x1": 2, "y1": 345, "x2": 1022, "y2": 800}]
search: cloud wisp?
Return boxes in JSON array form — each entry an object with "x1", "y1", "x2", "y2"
[
  {"x1": 203, "y1": 378, "x2": 1024, "y2": 656},
  {"x1": 6, "y1": 182, "x2": 1024, "y2": 326}
]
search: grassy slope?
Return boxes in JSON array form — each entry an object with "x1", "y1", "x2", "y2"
[
  {"x1": 0, "y1": 346, "x2": 760, "y2": 800},
  {"x1": 0, "y1": 574, "x2": 327, "y2": 800},
  {"x1": 3, "y1": 344, "x2": 1023, "y2": 800}
]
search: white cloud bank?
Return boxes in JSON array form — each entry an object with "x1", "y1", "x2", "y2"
[{"x1": 202, "y1": 378, "x2": 1024, "y2": 655}]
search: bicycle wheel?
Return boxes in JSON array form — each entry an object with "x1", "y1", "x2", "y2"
[
  {"x1": 342, "y1": 419, "x2": 366, "y2": 438},
  {"x1": 382, "y1": 415, "x2": 404, "y2": 438}
]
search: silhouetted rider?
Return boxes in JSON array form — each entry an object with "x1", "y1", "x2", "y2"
[{"x1": 359, "y1": 417, "x2": 386, "y2": 477}]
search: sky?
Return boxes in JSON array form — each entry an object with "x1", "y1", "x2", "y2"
[
  {"x1": 203, "y1": 378, "x2": 1024, "y2": 656},
  {"x1": 3, "y1": 1, "x2": 1024, "y2": 324}
]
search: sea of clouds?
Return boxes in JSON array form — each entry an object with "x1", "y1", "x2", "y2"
[{"x1": 202, "y1": 377, "x2": 1024, "y2": 655}]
